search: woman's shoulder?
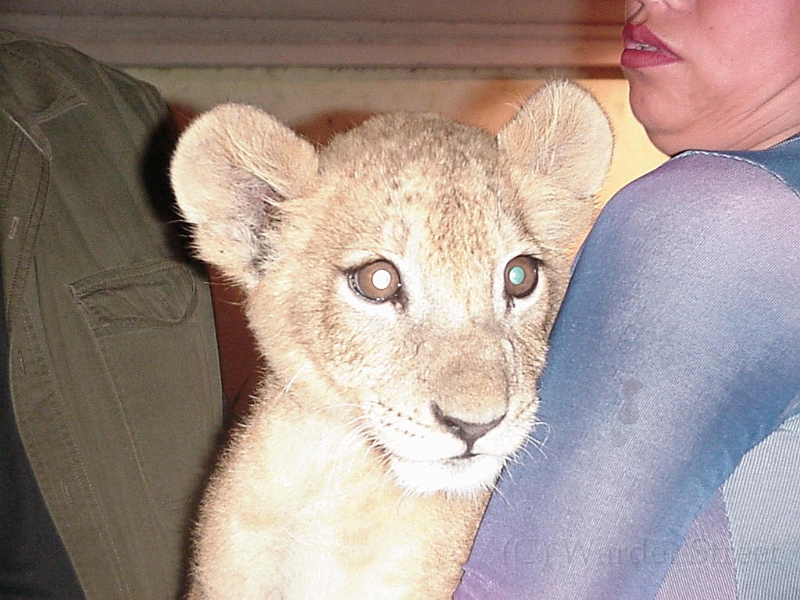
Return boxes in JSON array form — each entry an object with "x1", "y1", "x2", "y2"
[
  {"x1": 633, "y1": 150, "x2": 794, "y2": 193},
  {"x1": 608, "y1": 150, "x2": 800, "y2": 220}
]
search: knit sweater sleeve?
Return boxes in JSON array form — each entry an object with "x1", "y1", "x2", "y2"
[{"x1": 457, "y1": 153, "x2": 800, "y2": 599}]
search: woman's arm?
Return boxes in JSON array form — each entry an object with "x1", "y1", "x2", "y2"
[{"x1": 457, "y1": 153, "x2": 800, "y2": 599}]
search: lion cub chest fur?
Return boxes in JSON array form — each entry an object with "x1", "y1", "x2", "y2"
[{"x1": 171, "y1": 80, "x2": 612, "y2": 599}]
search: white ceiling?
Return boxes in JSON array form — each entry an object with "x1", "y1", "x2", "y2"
[{"x1": 2, "y1": 1, "x2": 625, "y2": 68}]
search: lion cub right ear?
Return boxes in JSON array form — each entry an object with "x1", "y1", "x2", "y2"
[{"x1": 171, "y1": 104, "x2": 319, "y2": 290}]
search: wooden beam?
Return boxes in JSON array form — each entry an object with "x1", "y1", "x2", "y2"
[{"x1": 3, "y1": 14, "x2": 622, "y2": 68}]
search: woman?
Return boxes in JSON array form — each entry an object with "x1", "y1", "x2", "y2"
[{"x1": 457, "y1": 1, "x2": 800, "y2": 598}]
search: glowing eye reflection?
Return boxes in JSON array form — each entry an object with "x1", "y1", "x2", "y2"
[
  {"x1": 508, "y1": 265, "x2": 527, "y2": 287},
  {"x1": 371, "y1": 268, "x2": 393, "y2": 291}
]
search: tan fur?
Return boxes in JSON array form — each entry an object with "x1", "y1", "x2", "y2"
[{"x1": 171, "y1": 80, "x2": 613, "y2": 600}]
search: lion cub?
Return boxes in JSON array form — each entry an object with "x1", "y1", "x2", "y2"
[{"x1": 171, "y1": 80, "x2": 612, "y2": 599}]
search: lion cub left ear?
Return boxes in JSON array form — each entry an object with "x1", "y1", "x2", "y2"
[
  {"x1": 171, "y1": 104, "x2": 319, "y2": 290},
  {"x1": 498, "y1": 80, "x2": 614, "y2": 252}
]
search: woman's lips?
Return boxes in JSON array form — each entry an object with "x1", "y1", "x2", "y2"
[{"x1": 621, "y1": 23, "x2": 681, "y2": 69}]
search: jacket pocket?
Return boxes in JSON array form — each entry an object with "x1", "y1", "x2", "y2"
[{"x1": 71, "y1": 261, "x2": 198, "y2": 335}]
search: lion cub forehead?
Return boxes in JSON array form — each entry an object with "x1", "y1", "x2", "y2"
[
  {"x1": 316, "y1": 112, "x2": 509, "y2": 225},
  {"x1": 296, "y1": 112, "x2": 532, "y2": 281},
  {"x1": 319, "y1": 112, "x2": 499, "y2": 176}
]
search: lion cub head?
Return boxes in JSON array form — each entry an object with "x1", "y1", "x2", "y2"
[{"x1": 172, "y1": 81, "x2": 612, "y2": 498}]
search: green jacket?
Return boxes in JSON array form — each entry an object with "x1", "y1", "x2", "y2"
[{"x1": 0, "y1": 30, "x2": 223, "y2": 599}]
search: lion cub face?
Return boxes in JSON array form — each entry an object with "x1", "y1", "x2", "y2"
[{"x1": 172, "y1": 81, "x2": 612, "y2": 497}]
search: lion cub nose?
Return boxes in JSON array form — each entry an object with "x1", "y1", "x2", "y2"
[{"x1": 433, "y1": 404, "x2": 504, "y2": 449}]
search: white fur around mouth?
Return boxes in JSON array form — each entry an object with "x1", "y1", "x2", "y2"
[{"x1": 389, "y1": 453, "x2": 504, "y2": 497}]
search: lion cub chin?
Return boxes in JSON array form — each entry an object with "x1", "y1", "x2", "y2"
[{"x1": 171, "y1": 80, "x2": 612, "y2": 600}]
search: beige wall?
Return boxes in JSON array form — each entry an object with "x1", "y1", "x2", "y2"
[{"x1": 128, "y1": 67, "x2": 666, "y2": 204}]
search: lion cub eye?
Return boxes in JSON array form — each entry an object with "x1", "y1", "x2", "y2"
[
  {"x1": 504, "y1": 255, "x2": 539, "y2": 298},
  {"x1": 349, "y1": 260, "x2": 402, "y2": 303}
]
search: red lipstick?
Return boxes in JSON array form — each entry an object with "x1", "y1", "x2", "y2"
[{"x1": 621, "y1": 23, "x2": 680, "y2": 69}]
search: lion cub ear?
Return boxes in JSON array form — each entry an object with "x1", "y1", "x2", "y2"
[
  {"x1": 171, "y1": 104, "x2": 319, "y2": 290},
  {"x1": 498, "y1": 80, "x2": 613, "y2": 251}
]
